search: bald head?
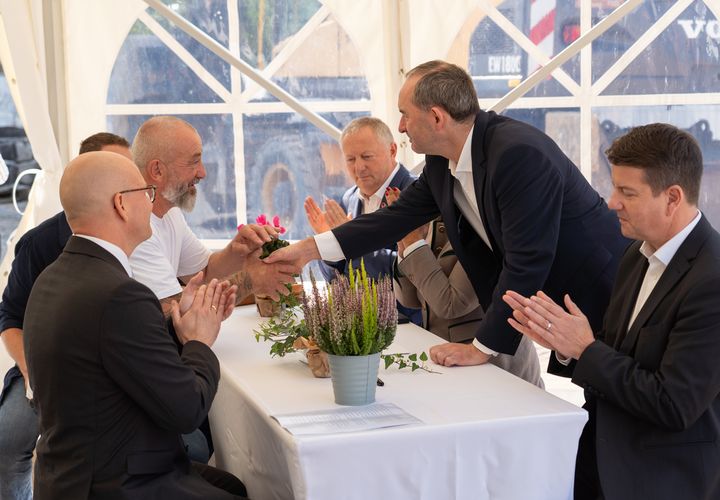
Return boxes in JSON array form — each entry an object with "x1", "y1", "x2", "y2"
[
  {"x1": 60, "y1": 151, "x2": 145, "y2": 230},
  {"x1": 132, "y1": 116, "x2": 199, "y2": 171}
]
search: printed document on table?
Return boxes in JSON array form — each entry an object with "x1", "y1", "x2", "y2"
[{"x1": 272, "y1": 402, "x2": 423, "y2": 435}]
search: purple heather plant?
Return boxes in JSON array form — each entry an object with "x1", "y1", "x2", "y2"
[{"x1": 302, "y1": 260, "x2": 397, "y2": 356}]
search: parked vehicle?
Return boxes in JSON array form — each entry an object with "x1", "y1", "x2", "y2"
[{"x1": 0, "y1": 127, "x2": 37, "y2": 200}]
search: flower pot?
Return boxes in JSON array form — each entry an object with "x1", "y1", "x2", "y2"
[
  {"x1": 255, "y1": 295, "x2": 280, "y2": 317},
  {"x1": 327, "y1": 352, "x2": 381, "y2": 406}
]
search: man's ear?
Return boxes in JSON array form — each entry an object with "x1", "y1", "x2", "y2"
[
  {"x1": 147, "y1": 159, "x2": 164, "y2": 183},
  {"x1": 113, "y1": 192, "x2": 130, "y2": 222},
  {"x1": 429, "y1": 106, "x2": 446, "y2": 130},
  {"x1": 665, "y1": 185, "x2": 683, "y2": 215},
  {"x1": 389, "y1": 141, "x2": 398, "y2": 160}
]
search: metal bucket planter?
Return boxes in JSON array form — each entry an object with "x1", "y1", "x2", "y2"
[{"x1": 327, "y1": 352, "x2": 381, "y2": 405}]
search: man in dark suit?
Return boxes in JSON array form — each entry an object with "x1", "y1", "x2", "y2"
[
  {"x1": 504, "y1": 123, "x2": 720, "y2": 499},
  {"x1": 304, "y1": 116, "x2": 420, "y2": 322},
  {"x1": 23, "y1": 151, "x2": 248, "y2": 499},
  {"x1": 267, "y1": 60, "x2": 628, "y2": 369},
  {"x1": 0, "y1": 133, "x2": 132, "y2": 499}
]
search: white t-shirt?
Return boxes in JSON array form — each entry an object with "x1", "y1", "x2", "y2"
[{"x1": 130, "y1": 207, "x2": 212, "y2": 299}]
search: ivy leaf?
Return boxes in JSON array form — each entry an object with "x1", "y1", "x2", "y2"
[
  {"x1": 384, "y1": 356, "x2": 393, "y2": 369},
  {"x1": 408, "y1": 353, "x2": 417, "y2": 362},
  {"x1": 420, "y1": 352, "x2": 428, "y2": 362}
]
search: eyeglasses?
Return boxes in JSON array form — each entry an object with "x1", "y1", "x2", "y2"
[{"x1": 118, "y1": 185, "x2": 157, "y2": 203}]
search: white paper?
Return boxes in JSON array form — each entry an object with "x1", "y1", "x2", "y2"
[{"x1": 272, "y1": 402, "x2": 423, "y2": 436}]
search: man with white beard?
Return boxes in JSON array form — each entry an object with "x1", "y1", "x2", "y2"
[{"x1": 129, "y1": 116, "x2": 297, "y2": 313}]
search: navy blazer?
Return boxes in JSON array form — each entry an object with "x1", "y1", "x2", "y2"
[
  {"x1": 319, "y1": 163, "x2": 416, "y2": 282},
  {"x1": 572, "y1": 216, "x2": 720, "y2": 499},
  {"x1": 333, "y1": 111, "x2": 629, "y2": 356}
]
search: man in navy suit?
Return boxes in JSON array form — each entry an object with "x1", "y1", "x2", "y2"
[
  {"x1": 268, "y1": 60, "x2": 628, "y2": 370},
  {"x1": 304, "y1": 116, "x2": 420, "y2": 322},
  {"x1": 504, "y1": 123, "x2": 720, "y2": 499}
]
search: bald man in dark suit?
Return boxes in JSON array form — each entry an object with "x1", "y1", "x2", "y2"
[{"x1": 23, "y1": 151, "x2": 247, "y2": 499}]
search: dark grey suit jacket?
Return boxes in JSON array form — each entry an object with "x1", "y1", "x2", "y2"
[
  {"x1": 24, "y1": 236, "x2": 237, "y2": 499},
  {"x1": 572, "y1": 216, "x2": 720, "y2": 499}
]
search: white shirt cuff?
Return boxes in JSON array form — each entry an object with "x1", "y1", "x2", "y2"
[
  {"x1": 399, "y1": 239, "x2": 427, "y2": 262},
  {"x1": 313, "y1": 231, "x2": 345, "y2": 262},
  {"x1": 554, "y1": 352, "x2": 573, "y2": 366},
  {"x1": 472, "y1": 339, "x2": 498, "y2": 356}
]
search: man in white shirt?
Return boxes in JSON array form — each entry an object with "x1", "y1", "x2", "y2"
[
  {"x1": 304, "y1": 117, "x2": 419, "y2": 322},
  {"x1": 130, "y1": 116, "x2": 298, "y2": 311},
  {"x1": 266, "y1": 60, "x2": 628, "y2": 371},
  {"x1": 503, "y1": 123, "x2": 720, "y2": 499}
]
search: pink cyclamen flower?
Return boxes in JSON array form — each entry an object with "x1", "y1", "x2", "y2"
[
  {"x1": 255, "y1": 214, "x2": 267, "y2": 225},
  {"x1": 271, "y1": 215, "x2": 287, "y2": 234}
]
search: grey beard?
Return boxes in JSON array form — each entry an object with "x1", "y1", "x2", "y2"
[{"x1": 163, "y1": 184, "x2": 197, "y2": 212}]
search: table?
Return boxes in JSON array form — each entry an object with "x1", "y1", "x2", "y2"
[{"x1": 209, "y1": 305, "x2": 587, "y2": 500}]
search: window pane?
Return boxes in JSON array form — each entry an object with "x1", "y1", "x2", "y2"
[
  {"x1": 108, "y1": 21, "x2": 225, "y2": 104},
  {"x1": 0, "y1": 69, "x2": 34, "y2": 260},
  {"x1": 107, "y1": 113, "x2": 237, "y2": 239},
  {"x1": 454, "y1": 0, "x2": 578, "y2": 99},
  {"x1": 238, "y1": 0, "x2": 321, "y2": 69},
  {"x1": 107, "y1": 1, "x2": 372, "y2": 243},
  {"x1": 592, "y1": 105, "x2": 720, "y2": 227},
  {"x1": 246, "y1": 15, "x2": 370, "y2": 102},
  {"x1": 243, "y1": 112, "x2": 362, "y2": 240},
  {"x1": 595, "y1": 1, "x2": 720, "y2": 94},
  {"x1": 149, "y1": 1, "x2": 232, "y2": 92}
]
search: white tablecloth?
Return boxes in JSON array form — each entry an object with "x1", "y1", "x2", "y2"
[{"x1": 209, "y1": 306, "x2": 587, "y2": 500}]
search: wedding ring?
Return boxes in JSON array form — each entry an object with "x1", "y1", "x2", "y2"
[
  {"x1": 211, "y1": 305, "x2": 218, "y2": 312},
  {"x1": 546, "y1": 321, "x2": 552, "y2": 331}
]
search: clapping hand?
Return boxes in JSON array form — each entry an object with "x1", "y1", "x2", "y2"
[
  {"x1": 502, "y1": 290, "x2": 594, "y2": 360},
  {"x1": 179, "y1": 271, "x2": 237, "y2": 320},
  {"x1": 304, "y1": 196, "x2": 351, "y2": 234},
  {"x1": 172, "y1": 278, "x2": 237, "y2": 346}
]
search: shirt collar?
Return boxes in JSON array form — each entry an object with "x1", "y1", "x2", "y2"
[
  {"x1": 361, "y1": 162, "x2": 400, "y2": 204},
  {"x1": 448, "y1": 126, "x2": 474, "y2": 177},
  {"x1": 639, "y1": 210, "x2": 702, "y2": 266},
  {"x1": 74, "y1": 234, "x2": 134, "y2": 277}
]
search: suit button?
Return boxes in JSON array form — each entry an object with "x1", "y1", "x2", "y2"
[{"x1": 438, "y1": 226, "x2": 445, "y2": 233}]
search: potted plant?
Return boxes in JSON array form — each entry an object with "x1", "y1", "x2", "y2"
[{"x1": 302, "y1": 261, "x2": 397, "y2": 405}]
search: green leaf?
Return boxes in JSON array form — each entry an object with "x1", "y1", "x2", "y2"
[
  {"x1": 408, "y1": 353, "x2": 417, "y2": 361},
  {"x1": 420, "y1": 352, "x2": 428, "y2": 362}
]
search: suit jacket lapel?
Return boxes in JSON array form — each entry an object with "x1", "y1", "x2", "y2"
[
  {"x1": 470, "y1": 112, "x2": 500, "y2": 254},
  {"x1": 619, "y1": 217, "x2": 710, "y2": 353},
  {"x1": 613, "y1": 256, "x2": 649, "y2": 350},
  {"x1": 347, "y1": 188, "x2": 363, "y2": 218}
]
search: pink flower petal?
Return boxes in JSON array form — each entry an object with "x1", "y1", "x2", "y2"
[
  {"x1": 272, "y1": 215, "x2": 280, "y2": 227},
  {"x1": 256, "y1": 214, "x2": 267, "y2": 225}
]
